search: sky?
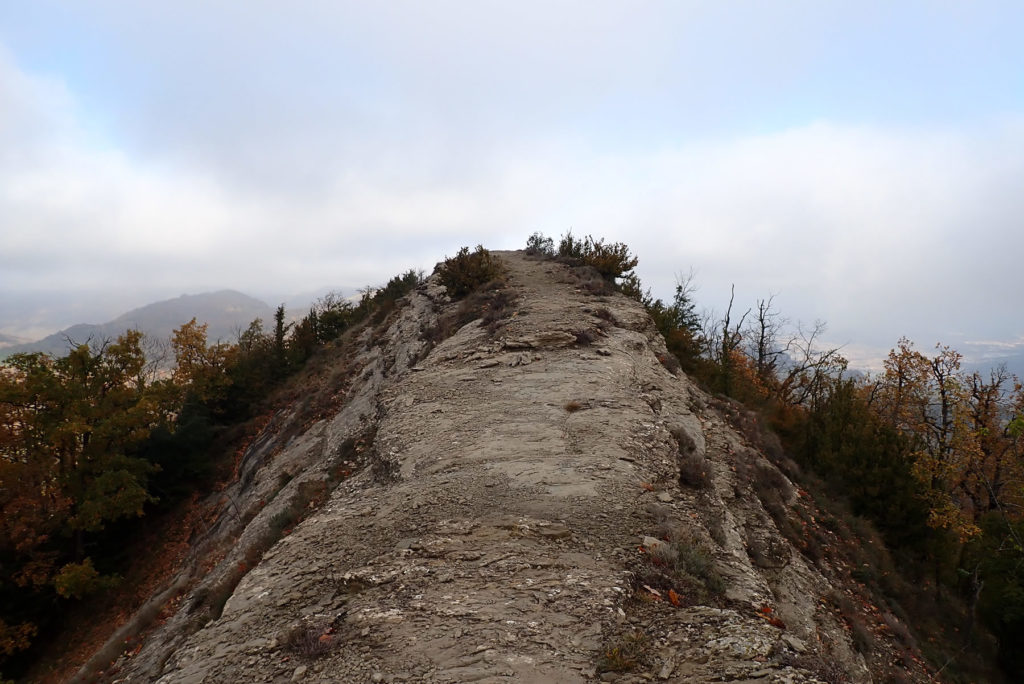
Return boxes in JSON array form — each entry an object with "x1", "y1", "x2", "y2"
[{"x1": 1, "y1": 1, "x2": 1022, "y2": 367}]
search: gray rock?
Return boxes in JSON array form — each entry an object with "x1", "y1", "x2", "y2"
[{"x1": 101, "y1": 252, "x2": 877, "y2": 684}]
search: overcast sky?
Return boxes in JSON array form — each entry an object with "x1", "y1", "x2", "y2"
[{"x1": 1, "y1": 1, "x2": 1022, "y2": 366}]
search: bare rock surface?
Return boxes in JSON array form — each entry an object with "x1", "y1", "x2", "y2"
[{"x1": 105, "y1": 252, "x2": 891, "y2": 683}]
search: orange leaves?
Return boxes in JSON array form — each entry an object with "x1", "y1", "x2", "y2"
[
  {"x1": 0, "y1": 619, "x2": 37, "y2": 657},
  {"x1": 756, "y1": 604, "x2": 786, "y2": 629},
  {"x1": 639, "y1": 584, "x2": 683, "y2": 608}
]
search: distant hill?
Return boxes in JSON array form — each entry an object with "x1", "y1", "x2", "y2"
[{"x1": 2, "y1": 290, "x2": 274, "y2": 359}]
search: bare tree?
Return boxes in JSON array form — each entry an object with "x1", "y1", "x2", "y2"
[
  {"x1": 717, "y1": 285, "x2": 750, "y2": 396},
  {"x1": 745, "y1": 294, "x2": 789, "y2": 383},
  {"x1": 773, "y1": 320, "x2": 847, "y2": 407}
]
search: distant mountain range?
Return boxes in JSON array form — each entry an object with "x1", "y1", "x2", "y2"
[
  {"x1": 0, "y1": 332, "x2": 31, "y2": 350},
  {"x1": 1, "y1": 290, "x2": 275, "y2": 359},
  {"x1": 963, "y1": 349, "x2": 1024, "y2": 381}
]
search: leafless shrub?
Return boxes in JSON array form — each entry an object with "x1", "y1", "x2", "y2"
[
  {"x1": 371, "y1": 453, "x2": 400, "y2": 483},
  {"x1": 524, "y1": 231, "x2": 555, "y2": 257},
  {"x1": 597, "y1": 632, "x2": 650, "y2": 673},
  {"x1": 744, "y1": 530, "x2": 790, "y2": 569},
  {"x1": 281, "y1": 619, "x2": 338, "y2": 658},
  {"x1": 593, "y1": 307, "x2": 618, "y2": 325},
  {"x1": 810, "y1": 657, "x2": 851, "y2": 684},
  {"x1": 478, "y1": 286, "x2": 517, "y2": 334},
  {"x1": 828, "y1": 588, "x2": 877, "y2": 653},
  {"x1": 648, "y1": 541, "x2": 676, "y2": 567},
  {"x1": 657, "y1": 352, "x2": 682, "y2": 375},
  {"x1": 564, "y1": 401, "x2": 584, "y2": 413},
  {"x1": 678, "y1": 452, "x2": 711, "y2": 488},
  {"x1": 644, "y1": 502, "x2": 672, "y2": 523},
  {"x1": 579, "y1": 277, "x2": 614, "y2": 296},
  {"x1": 882, "y1": 611, "x2": 918, "y2": 650},
  {"x1": 751, "y1": 460, "x2": 792, "y2": 505},
  {"x1": 851, "y1": 617, "x2": 875, "y2": 654},
  {"x1": 706, "y1": 509, "x2": 728, "y2": 546},
  {"x1": 671, "y1": 426, "x2": 697, "y2": 454},
  {"x1": 573, "y1": 327, "x2": 600, "y2": 345},
  {"x1": 641, "y1": 529, "x2": 725, "y2": 599}
]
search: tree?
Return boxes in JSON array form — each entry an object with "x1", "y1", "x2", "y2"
[
  {"x1": 957, "y1": 368, "x2": 1024, "y2": 523},
  {"x1": 797, "y1": 376, "x2": 931, "y2": 551},
  {"x1": 273, "y1": 304, "x2": 290, "y2": 375},
  {"x1": 171, "y1": 318, "x2": 233, "y2": 406},
  {"x1": 746, "y1": 294, "x2": 788, "y2": 384},
  {"x1": 707, "y1": 284, "x2": 750, "y2": 397},
  {"x1": 0, "y1": 331, "x2": 172, "y2": 664},
  {"x1": 868, "y1": 339, "x2": 1004, "y2": 540}
]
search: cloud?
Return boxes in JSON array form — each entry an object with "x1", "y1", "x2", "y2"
[{"x1": 1, "y1": 10, "x2": 1023, "y2": 362}]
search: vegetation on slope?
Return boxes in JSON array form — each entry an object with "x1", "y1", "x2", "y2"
[
  {"x1": 3, "y1": 232, "x2": 1023, "y2": 681},
  {"x1": 526, "y1": 230, "x2": 1024, "y2": 682},
  {"x1": 0, "y1": 269, "x2": 424, "y2": 680}
]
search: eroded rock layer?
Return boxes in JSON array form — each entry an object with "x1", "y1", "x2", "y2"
[{"x1": 105, "y1": 252, "x2": 883, "y2": 683}]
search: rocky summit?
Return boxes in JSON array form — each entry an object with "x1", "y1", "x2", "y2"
[{"x1": 85, "y1": 251, "x2": 926, "y2": 683}]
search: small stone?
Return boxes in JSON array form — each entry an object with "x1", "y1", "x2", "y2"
[
  {"x1": 291, "y1": 665, "x2": 308, "y2": 681},
  {"x1": 643, "y1": 536, "x2": 667, "y2": 551},
  {"x1": 656, "y1": 491, "x2": 673, "y2": 503},
  {"x1": 537, "y1": 524, "x2": 571, "y2": 540},
  {"x1": 658, "y1": 656, "x2": 676, "y2": 679},
  {"x1": 371, "y1": 673, "x2": 384, "y2": 683},
  {"x1": 782, "y1": 634, "x2": 807, "y2": 653}
]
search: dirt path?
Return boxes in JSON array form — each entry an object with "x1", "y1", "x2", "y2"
[{"x1": 112, "y1": 252, "x2": 870, "y2": 683}]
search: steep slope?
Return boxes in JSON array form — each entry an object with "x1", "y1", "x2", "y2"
[{"x1": 92, "y1": 252, "x2": 928, "y2": 683}]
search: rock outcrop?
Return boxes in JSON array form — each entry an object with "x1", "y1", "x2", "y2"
[{"x1": 93, "y1": 251, "x2": 925, "y2": 683}]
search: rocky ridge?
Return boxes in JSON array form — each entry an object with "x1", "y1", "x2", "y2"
[{"x1": 89, "y1": 251, "x2": 927, "y2": 683}]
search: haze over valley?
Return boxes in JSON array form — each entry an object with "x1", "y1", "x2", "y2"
[
  {"x1": 4, "y1": 5, "x2": 1024, "y2": 681},
  {"x1": 2, "y1": 2, "x2": 1022, "y2": 370}
]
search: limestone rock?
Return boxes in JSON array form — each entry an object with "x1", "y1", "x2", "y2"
[{"x1": 90, "y1": 251, "x2": 910, "y2": 684}]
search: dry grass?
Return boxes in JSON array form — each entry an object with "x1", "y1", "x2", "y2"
[
  {"x1": 597, "y1": 632, "x2": 650, "y2": 673},
  {"x1": 281, "y1": 619, "x2": 338, "y2": 658},
  {"x1": 572, "y1": 327, "x2": 601, "y2": 346},
  {"x1": 678, "y1": 452, "x2": 711, "y2": 488},
  {"x1": 636, "y1": 529, "x2": 725, "y2": 602},
  {"x1": 564, "y1": 401, "x2": 584, "y2": 413},
  {"x1": 673, "y1": 426, "x2": 710, "y2": 488}
]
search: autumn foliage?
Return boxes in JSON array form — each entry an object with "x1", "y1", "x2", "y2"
[
  {"x1": 0, "y1": 270, "x2": 424, "y2": 679},
  {"x1": 523, "y1": 231, "x2": 1024, "y2": 678}
]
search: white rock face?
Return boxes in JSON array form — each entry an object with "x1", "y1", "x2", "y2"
[{"x1": 96, "y1": 252, "x2": 874, "y2": 684}]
